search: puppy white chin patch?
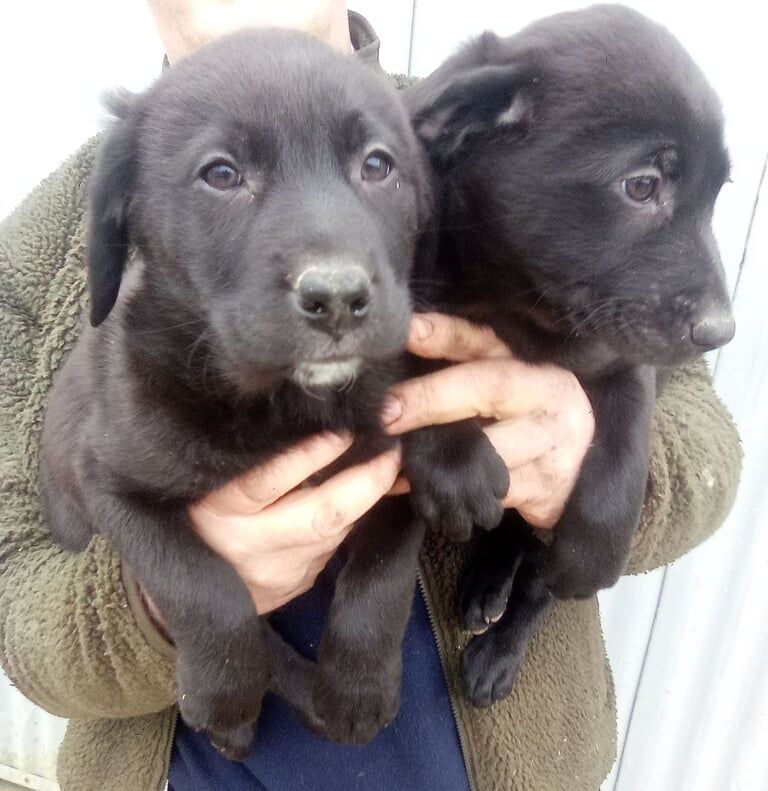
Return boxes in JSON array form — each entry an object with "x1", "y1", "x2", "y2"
[{"x1": 292, "y1": 359, "x2": 361, "y2": 389}]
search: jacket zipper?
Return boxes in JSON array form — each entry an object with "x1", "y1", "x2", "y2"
[
  {"x1": 417, "y1": 568, "x2": 477, "y2": 791},
  {"x1": 161, "y1": 709, "x2": 178, "y2": 791}
]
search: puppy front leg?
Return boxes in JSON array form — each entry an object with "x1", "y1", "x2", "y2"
[
  {"x1": 403, "y1": 419, "x2": 510, "y2": 542},
  {"x1": 85, "y1": 487, "x2": 269, "y2": 761},
  {"x1": 540, "y1": 365, "x2": 656, "y2": 599},
  {"x1": 312, "y1": 497, "x2": 425, "y2": 745}
]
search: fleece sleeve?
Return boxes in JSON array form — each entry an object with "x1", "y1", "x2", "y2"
[
  {"x1": 626, "y1": 358, "x2": 742, "y2": 575},
  {"x1": 0, "y1": 141, "x2": 177, "y2": 720}
]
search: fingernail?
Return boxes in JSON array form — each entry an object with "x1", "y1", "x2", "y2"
[
  {"x1": 411, "y1": 315, "x2": 433, "y2": 342},
  {"x1": 381, "y1": 395, "x2": 403, "y2": 426}
]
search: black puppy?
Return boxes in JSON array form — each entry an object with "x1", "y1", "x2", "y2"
[
  {"x1": 39, "y1": 29, "x2": 429, "y2": 756},
  {"x1": 405, "y1": 5, "x2": 734, "y2": 705}
]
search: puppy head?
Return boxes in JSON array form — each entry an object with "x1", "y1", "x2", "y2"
[
  {"x1": 87, "y1": 29, "x2": 428, "y2": 393},
  {"x1": 408, "y1": 4, "x2": 734, "y2": 367}
]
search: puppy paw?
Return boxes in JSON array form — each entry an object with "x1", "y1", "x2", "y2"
[
  {"x1": 178, "y1": 684, "x2": 260, "y2": 735},
  {"x1": 460, "y1": 630, "x2": 524, "y2": 708},
  {"x1": 209, "y1": 724, "x2": 255, "y2": 762},
  {"x1": 312, "y1": 664, "x2": 400, "y2": 745},
  {"x1": 177, "y1": 654, "x2": 267, "y2": 753},
  {"x1": 407, "y1": 426, "x2": 509, "y2": 541},
  {"x1": 459, "y1": 561, "x2": 518, "y2": 635}
]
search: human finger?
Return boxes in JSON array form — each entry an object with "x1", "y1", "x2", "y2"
[
  {"x1": 258, "y1": 445, "x2": 402, "y2": 547},
  {"x1": 200, "y1": 431, "x2": 353, "y2": 516},
  {"x1": 406, "y1": 312, "x2": 511, "y2": 362},
  {"x1": 383, "y1": 359, "x2": 558, "y2": 434},
  {"x1": 501, "y1": 464, "x2": 567, "y2": 529}
]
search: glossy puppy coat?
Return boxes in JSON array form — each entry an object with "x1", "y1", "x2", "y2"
[
  {"x1": 405, "y1": 4, "x2": 734, "y2": 706},
  {"x1": 40, "y1": 29, "x2": 429, "y2": 757}
]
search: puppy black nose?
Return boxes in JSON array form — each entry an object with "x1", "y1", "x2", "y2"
[
  {"x1": 293, "y1": 264, "x2": 372, "y2": 329},
  {"x1": 690, "y1": 311, "x2": 735, "y2": 350}
]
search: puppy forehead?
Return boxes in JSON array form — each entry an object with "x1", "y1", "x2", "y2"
[
  {"x1": 142, "y1": 29, "x2": 406, "y2": 153},
  {"x1": 533, "y1": 8, "x2": 721, "y2": 130},
  {"x1": 504, "y1": 6, "x2": 728, "y2": 188}
]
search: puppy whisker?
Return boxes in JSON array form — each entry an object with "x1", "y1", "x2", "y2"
[
  {"x1": 184, "y1": 327, "x2": 211, "y2": 375},
  {"x1": 336, "y1": 371, "x2": 358, "y2": 393},
  {"x1": 136, "y1": 318, "x2": 207, "y2": 335}
]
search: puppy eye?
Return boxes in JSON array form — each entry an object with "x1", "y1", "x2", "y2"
[
  {"x1": 201, "y1": 161, "x2": 243, "y2": 191},
  {"x1": 622, "y1": 174, "x2": 660, "y2": 204},
  {"x1": 361, "y1": 150, "x2": 394, "y2": 182}
]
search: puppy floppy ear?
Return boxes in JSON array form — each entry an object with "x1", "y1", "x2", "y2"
[
  {"x1": 87, "y1": 91, "x2": 140, "y2": 326},
  {"x1": 409, "y1": 35, "x2": 533, "y2": 163}
]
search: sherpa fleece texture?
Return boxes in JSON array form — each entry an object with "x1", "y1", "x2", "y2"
[{"x1": 0, "y1": 138, "x2": 741, "y2": 791}]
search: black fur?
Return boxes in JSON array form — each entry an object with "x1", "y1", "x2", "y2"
[
  {"x1": 405, "y1": 5, "x2": 734, "y2": 705},
  {"x1": 40, "y1": 29, "x2": 430, "y2": 756}
]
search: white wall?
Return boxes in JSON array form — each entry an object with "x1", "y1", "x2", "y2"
[{"x1": 1, "y1": 2, "x2": 765, "y2": 789}]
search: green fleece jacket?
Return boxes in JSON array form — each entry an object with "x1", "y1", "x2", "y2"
[{"x1": 0, "y1": 137, "x2": 741, "y2": 791}]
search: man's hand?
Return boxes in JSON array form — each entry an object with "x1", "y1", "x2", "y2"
[
  {"x1": 187, "y1": 434, "x2": 400, "y2": 614},
  {"x1": 384, "y1": 313, "x2": 595, "y2": 529}
]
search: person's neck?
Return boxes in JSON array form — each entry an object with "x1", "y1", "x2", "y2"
[
  {"x1": 157, "y1": 1, "x2": 353, "y2": 64},
  {"x1": 319, "y1": 1, "x2": 354, "y2": 53}
]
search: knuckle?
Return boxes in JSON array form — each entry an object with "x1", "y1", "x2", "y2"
[
  {"x1": 312, "y1": 500, "x2": 347, "y2": 538},
  {"x1": 307, "y1": 556, "x2": 328, "y2": 581},
  {"x1": 402, "y1": 379, "x2": 436, "y2": 423},
  {"x1": 549, "y1": 452, "x2": 573, "y2": 484},
  {"x1": 525, "y1": 494, "x2": 562, "y2": 529},
  {"x1": 559, "y1": 395, "x2": 594, "y2": 447},
  {"x1": 526, "y1": 503, "x2": 547, "y2": 526},
  {"x1": 548, "y1": 368, "x2": 580, "y2": 401},
  {"x1": 250, "y1": 563, "x2": 284, "y2": 593}
]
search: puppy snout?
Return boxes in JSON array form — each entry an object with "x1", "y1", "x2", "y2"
[
  {"x1": 292, "y1": 263, "x2": 372, "y2": 330},
  {"x1": 690, "y1": 310, "x2": 735, "y2": 350}
]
